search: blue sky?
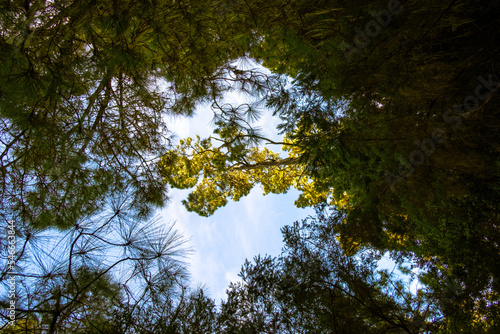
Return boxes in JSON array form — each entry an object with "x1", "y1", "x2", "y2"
[{"x1": 161, "y1": 101, "x2": 315, "y2": 303}]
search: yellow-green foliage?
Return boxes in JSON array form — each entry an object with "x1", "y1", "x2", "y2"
[{"x1": 159, "y1": 135, "x2": 334, "y2": 216}]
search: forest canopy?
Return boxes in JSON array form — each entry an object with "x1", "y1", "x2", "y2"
[{"x1": 1, "y1": 0, "x2": 500, "y2": 332}]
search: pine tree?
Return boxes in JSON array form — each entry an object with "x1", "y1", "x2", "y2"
[{"x1": 0, "y1": 0, "x2": 246, "y2": 229}]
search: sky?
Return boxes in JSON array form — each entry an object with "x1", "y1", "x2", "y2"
[{"x1": 160, "y1": 97, "x2": 315, "y2": 304}]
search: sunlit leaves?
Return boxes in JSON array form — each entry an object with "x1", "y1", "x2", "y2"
[{"x1": 159, "y1": 134, "x2": 335, "y2": 216}]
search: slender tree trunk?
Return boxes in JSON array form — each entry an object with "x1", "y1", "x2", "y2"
[{"x1": 48, "y1": 289, "x2": 61, "y2": 334}]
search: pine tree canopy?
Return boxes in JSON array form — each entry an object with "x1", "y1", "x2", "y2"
[{"x1": 2, "y1": 0, "x2": 500, "y2": 332}]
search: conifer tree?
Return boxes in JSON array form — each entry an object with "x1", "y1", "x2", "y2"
[{"x1": 0, "y1": 0, "x2": 246, "y2": 229}]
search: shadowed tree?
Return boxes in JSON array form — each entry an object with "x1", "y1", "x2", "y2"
[
  {"x1": 0, "y1": 187, "x2": 220, "y2": 333},
  {"x1": 220, "y1": 206, "x2": 500, "y2": 333},
  {"x1": 0, "y1": 0, "x2": 251, "y2": 229}
]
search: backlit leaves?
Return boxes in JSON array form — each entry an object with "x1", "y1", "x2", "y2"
[{"x1": 159, "y1": 134, "x2": 334, "y2": 216}]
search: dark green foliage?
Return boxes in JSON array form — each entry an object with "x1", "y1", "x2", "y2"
[
  {"x1": 220, "y1": 206, "x2": 449, "y2": 333},
  {"x1": 0, "y1": 0, "x2": 246, "y2": 229},
  {"x1": 228, "y1": 0, "x2": 500, "y2": 305}
]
